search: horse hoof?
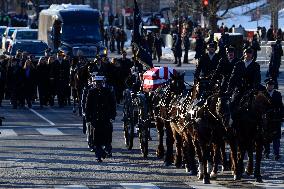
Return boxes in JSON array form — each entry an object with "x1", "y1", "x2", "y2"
[
  {"x1": 245, "y1": 170, "x2": 252, "y2": 176},
  {"x1": 234, "y1": 174, "x2": 241, "y2": 181},
  {"x1": 255, "y1": 176, "x2": 263, "y2": 183},
  {"x1": 198, "y1": 173, "x2": 204, "y2": 180},
  {"x1": 164, "y1": 161, "x2": 172, "y2": 166},
  {"x1": 203, "y1": 178, "x2": 210, "y2": 184},
  {"x1": 188, "y1": 170, "x2": 197, "y2": 176},
  {"x1": 210, "y1": 172, "x2": 217, "y2": 180}
]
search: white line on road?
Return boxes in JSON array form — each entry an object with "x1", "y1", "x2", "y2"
[
  {"x1": 120, "y1": 183, "x2": 159, "y2": 189},
  {"x1": 36, "y1": 128, "x2": 64, "y2": 136},
  {"x1": 29, "y1": 108, "x2": 55, "y2": 126},
  {"x1": 55, "y1": 185, "x2": 89, "y2": 189},
  {"x1": 0, "y1": 129, "x2": 18, "y2": 137}
]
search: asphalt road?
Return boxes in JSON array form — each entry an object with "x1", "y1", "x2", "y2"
[{"x1": 0, "y1": 54, "x2": 284, "y2": 188}]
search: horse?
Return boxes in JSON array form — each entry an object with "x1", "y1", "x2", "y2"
[
  {"x1": 233, "y1": 90, "x2": 272, "y2": 182},
  {"x1": 150, "y1": 72, "x2": 185, "y2": 166},
  {"x1": 168, "y1": 88, "x2": 198, "y2": 174},
  {"x1": 170, "y1": 77, "x2": 236, "y2": 184}
]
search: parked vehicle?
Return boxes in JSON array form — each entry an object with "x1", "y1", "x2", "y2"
[
  {"x1": 2, "y1": 27, "x2": 28, "y2": 50},
  {"x1": 7, "y1": 40, "x2": 48, "y2": 60},
  {"x1": 0, "y1": 26, "x2": 7, "y2": 48},
  {"x1": 11, "y1": 29, "x2": 38, "y2": 41},
  {"x1": 38, "y1": 4, "x2": 103, "y2": 58}
]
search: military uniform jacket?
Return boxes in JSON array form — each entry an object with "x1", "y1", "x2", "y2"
[
  {"x1": 194, "y1": 53, "x2": 220, "y2": 80},
  {"x1": 85, "y1": 87, "x2": 116, "y2": 124},
  {"x1": 227, "y1": 60, "x2": 261, "y2": 93},
  {"x1": 267, "y1": 90, "x2": 283, "y2": 139},
  {"x1": 211, "y1": 57, "x2": 239, "y2": 91}
]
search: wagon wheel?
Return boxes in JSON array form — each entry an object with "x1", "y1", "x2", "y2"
[{"x1": 139, "y1": 120, "x2": 149, "y2": 158}]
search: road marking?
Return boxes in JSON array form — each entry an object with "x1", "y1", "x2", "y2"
[
  {"x1": 36, "y1": 128, "x2": 64, "y2": 136},
  {"x1": 62, "y1": 123, "x2": 82, "y2": 126},
  {"x1": 29, "y1": 108, "x2": 55, "y2": 126},
  {"x1": 55, "y1": 185, "x2": 89, "y2": 189},
  {"x1": 0, "y1": 129, "x2": 18, "y2": 137},
  {"x1": 120, "y1": 183, "x2": 159, "y2": 189},
  {"x1": 186, "y1": 181, "x2": 229, "y2": 188}
]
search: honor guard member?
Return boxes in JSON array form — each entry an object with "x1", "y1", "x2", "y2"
[
  {"x1": 85, "y1": 75, "x2": 116, "y2": 162},
  {"x1": 263, "y1": 78, "x2": 284, "y2": 161},
  {"x1": 211, "y1": 45, "x2": 240, "y2": 93},
  {"x1": 194, "y1": 41, "x2": 220, "y2": 82},
  {"x1": 227, "y1": 47, "x2": 261, "y2": 117},
  {"x1": 89, "y1": 47, "x2": 113, "y2": 85}
]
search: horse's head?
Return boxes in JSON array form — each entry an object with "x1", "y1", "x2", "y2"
[
  {"x1": 192, "y1": 77, "x2": 210, "y2": 100},
  {"x1": 169, "y1": 72, "x2": 185, "y2": 95},
  {"x1": 253, "y1": 91, "x2": 272, "y2": 114},
  {"x1": 216, "y1": 94, "x2": 233, "y2": 129}
]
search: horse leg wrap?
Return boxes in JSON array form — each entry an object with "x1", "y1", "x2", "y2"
[{"x1": 198, "y1": 163, "x2": 204, "y2": 180}]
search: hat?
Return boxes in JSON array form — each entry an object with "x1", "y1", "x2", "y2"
[
  {"x1": 92, "y1": 75, "x2": 105, "y2": 81},
  {"x1": 244, "y1": 47, "x2": 253, "y2": 54},
  {"x1": 264, "y1": 78, "x2": 275, "y2": 85},
  {"x1": 207, "y1": 41, "x2": 217, "y2": 49},
  {"x1": 226, "y1": 45, "x2": 235, "y2": 53}
]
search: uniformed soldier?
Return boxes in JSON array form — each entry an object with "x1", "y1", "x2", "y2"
[
  {"x1": 194, "y1": 41, "x2": 220, "y2": 82},
  {"x1": 263, "y1": 78, "x2": 284, "y2": 161},
  {"x1": 211, "y1": 46, "x2": 240, "y2": 93},
  {"x1": 227, "y1": 47, "x2": 261, "y2": 117},
  {"x1": 85, "y1": 75, "x2": 116, "y2": 162},
  {"x1": 51, "y1": 51, "x2": 70, "y2": 107}
]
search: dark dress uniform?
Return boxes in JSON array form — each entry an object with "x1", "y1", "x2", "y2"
[
  {"x1": 51, "y1": 59, "x2": 71, "y2": 107},
  {"x1": 36, "y1": 61, "x2": 49, "y2": 107},
  {"x1": 194, "y1": 52, "x2": 220, "y2": 81},
  {"x1": 85, "y1": 84, "x2": 116, "y2": 162},
  {"x1": 154, "y1": 35, "x2": 165, "y2": 62},
  {"x1": 211, "y1": 56, "x2": 239, "y2": 92},
  {"x1": 115, "y1": 57, "x2": 133, "y2": 103},
  {"x1": 227, "y1": 56, "x2": 261, "y2": 117},
  {"x1": 264, "y1": 82, "x2": 284, "y2": 160},
  {"x1": 183, "y1": 34, "x2": 190, "y2": 64}
]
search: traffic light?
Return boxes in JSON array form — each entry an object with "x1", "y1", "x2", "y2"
[
  {"x1": 203, "y1": 0, "x2": 209, "y2": 6},
  {"x1": 202, "y1": 0, "x2": 209, "y2": 17}
]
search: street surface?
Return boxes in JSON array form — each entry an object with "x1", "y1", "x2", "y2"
[{"x1": 0, "y1": 50, "x2": 284, "y2": 189}]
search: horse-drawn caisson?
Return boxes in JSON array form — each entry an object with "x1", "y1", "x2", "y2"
[{"x1": 71, "y1": 47, "x2": 280, "y2": 184}]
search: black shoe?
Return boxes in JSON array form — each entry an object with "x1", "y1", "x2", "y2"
[{"x1": 96, "y1": 158, "x2": 103, "y2": 163}]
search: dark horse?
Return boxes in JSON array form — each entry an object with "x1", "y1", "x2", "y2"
[
  {"x1": 234, "y1": 90, "x2": 271, "y2": 182},
  {"x1": 150, "y1": 73, "x2": 185, "y2": 166}
]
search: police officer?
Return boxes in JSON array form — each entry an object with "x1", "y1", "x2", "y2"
[
  {"x1": 85, "y1": 75, "x2": 116, "y2": 162},
  {"x1": 263, "y1": 78, "x2": 284, "y2": 161},
  {"x1": 194, "y1": 41, "x2": 220, "y2": 81},
  {"x1": 211, "y1": 45, "x2": 239, "y2": 93},
  {"x1": 227, "y1": 47, "x2": 261, "y2": 116}
]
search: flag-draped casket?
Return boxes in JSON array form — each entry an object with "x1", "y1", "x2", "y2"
[{"x1": 143, "y1": 67, "x2": 177, "y2": 91}]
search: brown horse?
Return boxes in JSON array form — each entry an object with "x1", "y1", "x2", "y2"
[
  {"x1": 234, "y1": 90, "x2": 271, "y2": 182},
  {"x1": 151, "y1": 73, "x2": 185, "y2": 166},
  {"x1": 169, "y1": 88, "x2": 198, "y2": 174}
]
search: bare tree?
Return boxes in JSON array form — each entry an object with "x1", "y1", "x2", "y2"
[{"x1": 172, "y1": 0, "x2": 252, "y2": 32}]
